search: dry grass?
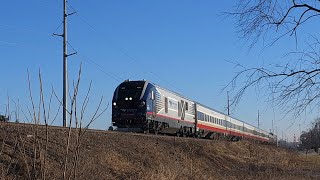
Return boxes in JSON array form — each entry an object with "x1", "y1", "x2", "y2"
[{"x1": 1, "y1": 123, "x2": 320, "y2": 180}]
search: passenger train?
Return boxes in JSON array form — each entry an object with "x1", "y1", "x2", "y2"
[{"x1": 112, "y1": 80, "x2": 276, "y2": 142}]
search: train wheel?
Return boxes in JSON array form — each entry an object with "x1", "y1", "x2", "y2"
[
  {"x1": 144, "y1": 121, "x2": 150, "y2": 134},
  {"x1": 144, "y1": 129, "x2": 150, "y2": 134},
  {"x1": 153, "y1": 121, "x2": 159, "y2": 135}
]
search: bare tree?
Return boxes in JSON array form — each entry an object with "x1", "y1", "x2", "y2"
[
  {"x1": 226, "y1": 0, "x2": 320, "y2": 118},
  {"x1": 300, "y1": 118, "x2": 320, "y2": 151},
  {"x1": 231, "y1": 0, "x2": 320, "y2": 47}
]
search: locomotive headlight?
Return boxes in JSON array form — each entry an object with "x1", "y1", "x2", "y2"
[
  {"x1": 129, "y1": 97, "x2": 132, "y2": 100},
  {"x1": 113, "y1": 102, "x2": 117, "y2": 106},
  {"x1": 125, "y1": 97, "x2": 128, "y2": 101}
]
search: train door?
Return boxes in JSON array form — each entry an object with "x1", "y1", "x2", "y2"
[{"x1": 147, "y1": 90, "x2": 156, "y2": 119}]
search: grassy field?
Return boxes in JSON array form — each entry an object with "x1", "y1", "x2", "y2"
[{"x1": 0, "y1": 122, "x2": 320, "y2": 180}]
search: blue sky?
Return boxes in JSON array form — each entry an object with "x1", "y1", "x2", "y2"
[{"x1": 1, "y1": 0, "x2": 318, "y2": 141}]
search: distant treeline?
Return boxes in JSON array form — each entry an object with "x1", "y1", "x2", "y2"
[{"x1": 300, "y1": 118, "x2": 320, "y2": 152}]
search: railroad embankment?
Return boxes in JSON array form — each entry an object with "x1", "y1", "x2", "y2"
[{"x1": 0, "y1": 123, "x2": 320, "y2": 180}]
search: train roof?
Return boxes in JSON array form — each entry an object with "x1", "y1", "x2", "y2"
[{"x1": 150, "y1": 82, "x2": 196, "y2": 103}]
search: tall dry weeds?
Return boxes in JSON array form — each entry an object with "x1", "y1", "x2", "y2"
[{"x1": 0, "y1": 66, "x2": 108, "y2": 180}]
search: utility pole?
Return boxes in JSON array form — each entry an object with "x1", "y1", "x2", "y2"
[
  {"x1": 53, "y1": 0, "x2": 76, "y2": 127},
  {"x1": 257, "y1": 110, "x2": 260, "y2": 129},
  {"x1": 62, "y1": 0, "x2": 68, "y2": 127},
  {"x1": 227, "y1": 91, "x2": 230, "y2": 116},
  {"x1": 276, "y1": 126, "x2": 278, "y2": 146},
  {"x1": 299, "y1": 124, "x2": 301, "y2": 143},
  {"x1": 272, "y1": 118, "x2": 274, "y2": 134}
]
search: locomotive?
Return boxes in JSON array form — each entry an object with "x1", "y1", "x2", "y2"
[
  {"x1": 112, "y1": 80, "x2": 276, "y2": 142},
  {"x1": 0, "y1": 115, "x2": 9, "y2": 122}
]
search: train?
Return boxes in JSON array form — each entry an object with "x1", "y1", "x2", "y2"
[
  {"x1": 0, "y1": 115, "x2": 9, "y2": 122},
  {"x1": 112, "y1": 80, "x2": 276, "y2": 143}
]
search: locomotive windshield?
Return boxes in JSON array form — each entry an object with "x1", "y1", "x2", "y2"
[{"x1": 116, "y1": 81, "x2": 145, "y2": 101}]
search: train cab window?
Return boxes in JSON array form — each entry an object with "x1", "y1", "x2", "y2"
[{"x1": 165, "y1": 97, "x2": 168, "y2": 113}]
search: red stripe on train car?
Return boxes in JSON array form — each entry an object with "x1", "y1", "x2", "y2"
[{"x1": 197, "y1": 123, "x2": 268, "y2": 142}]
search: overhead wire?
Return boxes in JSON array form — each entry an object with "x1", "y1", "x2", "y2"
[
  {"x1": 4, "y1": 1, "x2": 184, "y2": 93},
  {"x1": 0, "y1": 23, "x2": 51, "y2": 36},
  {"x1": 0, "y1": 40, "x2": 22, "y2": 47},
  {"x1": 37, "y1": 0, "x2": 61, "y2": 10},
  {"x1": 65, "y1": 1, "x2": 184, "y2": 93},
  {"x1": 66, "y1": 42, "x2": 123, "y2": 83},
  {"x1": 52, "y1": 21, "x2": 63, "y2": 35},
  {"x1": 39, "y1": 0, "x2": 124, "y2": 83},
  {"x1": 0, "y1": 20, "x2": 121, "y2": 84}
]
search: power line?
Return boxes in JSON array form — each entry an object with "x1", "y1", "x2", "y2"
[
  {"x1": 66, "y1": 42, "x2": 123, "y2": 82},
  {"x1": 0, "y1": 40, "x2": 21, "y2": 47},
  {"x1": 0, "y1": 23, "x2": 51, "y2": 36},
  {"x1": 52, "y1": 21, "x2": 63, "y2": 35},
  {"x1": 37, "y1": 0, "x2": 61, "y2": 10},
  {"x1": 4, "y1": 1, "x2": 184, "y2": 95},
  {"x1": 65, "y1": 3, "x2": 184, "y2": 93}
]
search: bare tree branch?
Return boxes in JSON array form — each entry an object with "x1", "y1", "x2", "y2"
[{"x1": 229, "y1": 0, "x2": 320, "y2": 47}]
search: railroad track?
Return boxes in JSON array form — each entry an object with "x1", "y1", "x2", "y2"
[
  {"x1": 0, "y1": 121, "x2": 202, "y2": 141},
  {"x1": 0, "y1": 121, "x2": 114, "y2": 134},
  {"x1": 0, "y1": 121, "x2": 168, "y2": 138}
]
